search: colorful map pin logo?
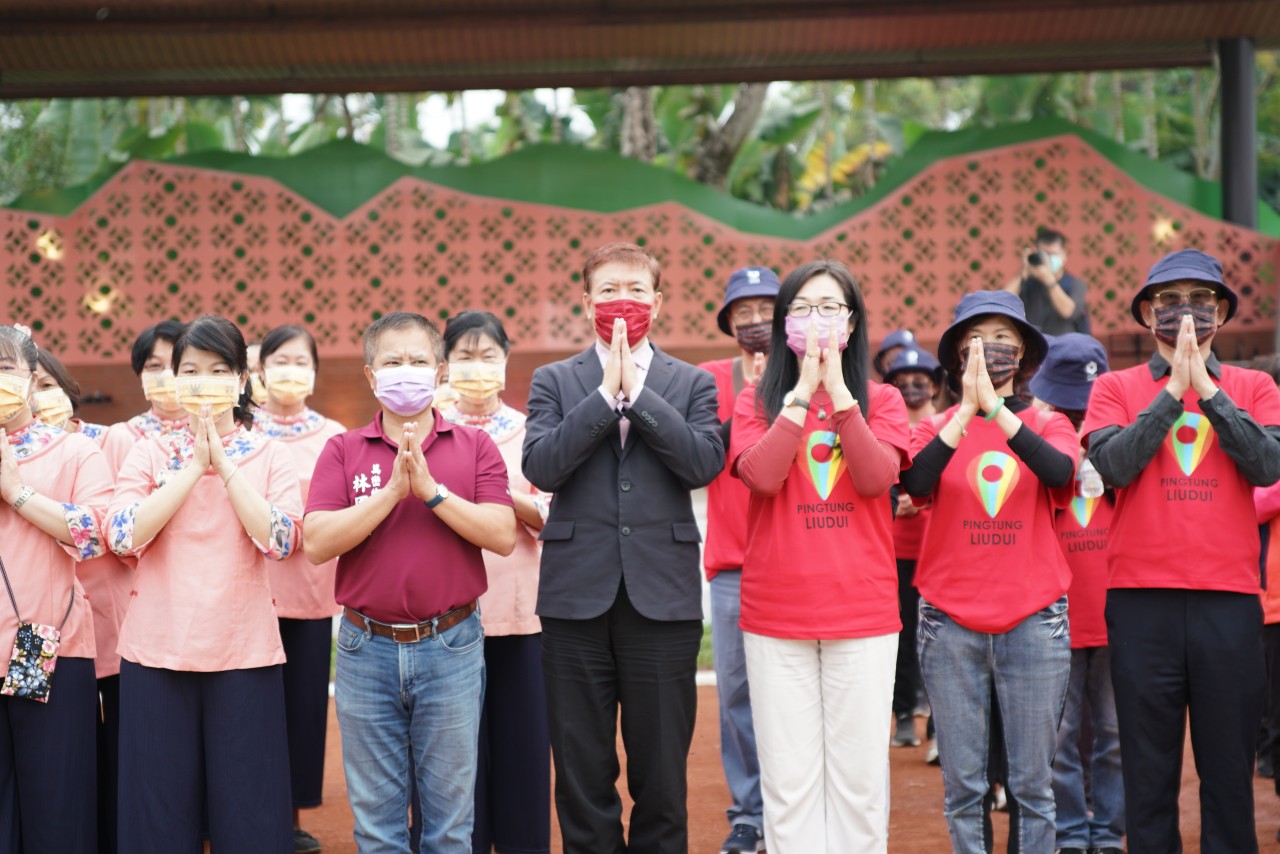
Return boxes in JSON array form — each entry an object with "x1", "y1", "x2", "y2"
[
  {"x1": 805, "y1": 430, "x2": 847, "y2": 500},
  {"x1": 1070, "y1": 494, "x2": 1099, "y2": 529},
  {"x1": 967, "y1": 451, "x2": 1020, "y2": 518},
  {"x1": 1164, "y1": 412, "x2": 1214, "y2": 476}
]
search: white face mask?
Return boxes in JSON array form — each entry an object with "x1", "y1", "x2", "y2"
[
  {"x1": 264, "y1": 365, "x2": 316, "y2": 406},
  {"x1": 142, "y1": 369, "x2": 178, "y2": 408},
  {"x1": 174, "y1": 375, "x2": 242, "y2": 419},
  {"x1": 31, "y1": 387, "x2": 73, "y2": 429},
  {"x1": 0, "y1": 373, "x2": 30, "y2": 424}
]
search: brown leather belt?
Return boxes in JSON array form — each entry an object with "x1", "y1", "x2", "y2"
[{"x1": 343, "y1": 601, "x2": 478, "y2": 644}]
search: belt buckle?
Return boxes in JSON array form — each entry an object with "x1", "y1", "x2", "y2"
[{"x1": 390, "y1": 622, "x2": 424, "y2": 643}]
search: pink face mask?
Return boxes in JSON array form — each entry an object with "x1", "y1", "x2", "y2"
[{"x1": 784, "y1": 314, "x2": 850, "y2": 356}]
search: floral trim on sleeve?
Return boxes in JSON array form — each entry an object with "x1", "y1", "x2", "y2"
[
  {"x1": 249, "y1": 505, "x2": 298, "y2": 561},
  {"x1": 108, "y1": 502, "x2": 141, "y2": 557},
  {"x1": 61, "y1": 503, "x2": 105, "y2": 560}
]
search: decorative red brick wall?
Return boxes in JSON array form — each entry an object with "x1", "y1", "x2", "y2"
[{"x1": 3, "y1": 133, "x2": 1277, "y2": 370}]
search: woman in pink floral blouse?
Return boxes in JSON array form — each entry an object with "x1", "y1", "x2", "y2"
[
  {"x1": 0, "y1": 324, "x2": 114, "y2": 854},
  {"x1": 107, "y1": 315, "x2": 304, "y2": 854}
]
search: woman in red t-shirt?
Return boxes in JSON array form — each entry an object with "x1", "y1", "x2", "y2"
[
  {"x1": 731, "y1": 260, "x2": 910, "y2": 853},
  {"x1": 900, "y1": 291, "x2": 1077, "y2": 854}
]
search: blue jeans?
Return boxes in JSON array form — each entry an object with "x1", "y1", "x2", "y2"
[
  {"x1": 1052, "y1": 646, "x2": 1124, "y2": 850},
  {"x1": 709, "y1": 571, "x2": 764, "y2": 833},
  {"x1": 335, "y1": 612, "x2": 485, "y2": 854},
  {"x1": 918, "y1": 597, "x2": 1071, "y2": 854}
]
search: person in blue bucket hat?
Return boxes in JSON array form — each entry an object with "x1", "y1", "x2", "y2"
[
  {"x1": 1084, "y1": 248, "x2": 1280, "y2": 853},
  {"x1": 1030, "y1": 334, "x2": 1127, "y2": 854},
  {"x1": 873, "y1": 328, "x2": 918, "y2": 378},
  {"x1": 701, "y1": 264, "x2": 781, "y2": 854},
  {"x1": 900, "y1": 289, "x2": 1078, "y2": 853},
  {"x1": 883, "y1": 345, "x2": 944, "y2": 751}
]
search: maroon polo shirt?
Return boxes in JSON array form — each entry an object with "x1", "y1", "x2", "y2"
[{"x1": 306, "y1": 411, "x2": 512, "y2": 624}]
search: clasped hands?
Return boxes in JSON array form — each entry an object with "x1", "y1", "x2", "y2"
[
  {"x1": 1164, "y1": 313, "x2": 1218, "y2": 402},
  {"x1": 792, "y1": 320, "x2": 856, "y2": 411}
]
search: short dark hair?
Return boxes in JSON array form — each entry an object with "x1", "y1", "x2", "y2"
[
  {"x1": 0, "y1": 326, "x2": 38, "y2": 372},
  {"x1": 362, "y1": 312, "x2": 444, "y2": 365},
  {"x1": 444, "y1": 311, "x2": 511, "y2": 357},
  {"x1": 1035, "y1": 228, "x2": 1067, "y2": 248},
  {"x1": 582, "y1": 243, "x2": 661, "y2": 293},
  {"x1": 172, "y1": 315, "x2": 254, "y2": 427},
  {"x1": 37, "y1": 349, "x2": 82, "y2": 411},
  {"x1": 259, "y1": 325, "x2": 319, "y2": 370},
  {"x1": 130, "y1": 320, "x2": 185, "y2": 376}
]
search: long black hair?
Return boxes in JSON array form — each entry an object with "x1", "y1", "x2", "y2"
[
  {"x1": 171, "y1": 315, "x2": 255, "y2": 427},
  {"x1": 755, "y1": 260, "x2": 871, "y2": 423}
]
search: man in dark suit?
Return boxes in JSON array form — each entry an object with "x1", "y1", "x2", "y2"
[{"x1": 523, "y1": 242, "x2": 725, "y2": 854}]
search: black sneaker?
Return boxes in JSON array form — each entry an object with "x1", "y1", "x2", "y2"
[
  {"x1": 1088, "y1": 849, "x2": 1125, "y2": 854},
  {"x1": 294, "y1": 827, "x2": 322, "y2": 853},
  {"x1": 892, "y1": 714, "x2": 920, "y2": 747},
  {"x1": 721, "y1": 823, "x2": 763, "y2": 854},
  {"x1": 1055, "y1": 848, "x2": 1087, "y2": 854}
]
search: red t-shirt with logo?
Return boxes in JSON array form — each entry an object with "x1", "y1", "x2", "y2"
[
  {"x1": 1083, "y1": 363, "x2": 1280, "y2": 593},
  {"x1": 911, "y1": 405, "x2": 1079, "y2": 633},
  {"x1": 699, "y1": 357, "x2": 752, "y2": 579},
  {"x1": 730, "y1": 383, "x2": 911, "y2": 639},
  {"x1": 893, "y1": 501, "x2": 931, "y2": 561},
  {"x1": 1055, "y1": 489, "x2": 1114, "y2": 649}
]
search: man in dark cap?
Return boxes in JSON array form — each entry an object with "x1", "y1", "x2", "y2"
[
  {"x1": 699, "y1": 265, "x2": 780, "y2": 854},
  {"x1": 1083, "y1": 248, "x2": 1280, "y2": 853}
]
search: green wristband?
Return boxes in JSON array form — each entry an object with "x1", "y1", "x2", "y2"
[{"x1": 983, "y1": 398, "x2": 1005, "y2": 422}]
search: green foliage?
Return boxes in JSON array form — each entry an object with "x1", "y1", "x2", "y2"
[{"x1": 2, "y1": 59, "x2": 1278, "y2": 218}]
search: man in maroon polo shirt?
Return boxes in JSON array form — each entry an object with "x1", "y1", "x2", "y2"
[{"x1": 304, "y1": 311, "x2": 516, "y2": 853}]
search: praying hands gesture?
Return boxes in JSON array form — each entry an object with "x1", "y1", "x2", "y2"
[
  {"x1": 1164, "y1": 314, "x2": 1219, "y2": 402},
  {"x1": 601, "y1": 319, "x2": 639, "y2": 401},
  {"x1": 958, "y1": 337, "x2": 1000, "y2": 420}
]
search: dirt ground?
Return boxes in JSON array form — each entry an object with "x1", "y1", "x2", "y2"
[{"x1": 301, "y1": 687, "x2": 1280, "y2": 852}]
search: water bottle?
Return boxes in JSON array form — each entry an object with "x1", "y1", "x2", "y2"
[{"x1": 1079, "y1": 458, "x2": 1104, "y2": 499}]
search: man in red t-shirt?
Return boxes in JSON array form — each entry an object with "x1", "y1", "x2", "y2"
[
  {"x1": 1083, "y1": 249, "x2": 1280, "y2": 854},
  {"x1": 699, "y1": 265, "x2": 779, "y2": 854}
]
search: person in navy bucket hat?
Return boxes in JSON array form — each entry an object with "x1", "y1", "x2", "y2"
[
  {"x1": 899, "y1": 287, "x2": 1080, "y2": 852},
  {"x1": 937, "y1": 290, "x2": 1049, "y2": 382},
  {"x1": 1083, "y1": 246, "x2": 1280, "y2": 853},
  {"x1": 717, "y1": 266, "x2": 782, "y2": 337},
  {"x1": 700, "y1": 264, "x2": 781, "y2": 854},
  {"x1": 1029, "y1": 333, "x2": 1109, "y2": 414},
  {"x1": 1130, "y1": 247, "x2": 1238, "y2": 327},
  {"x1": 874, "y1": 328, "x2": 918, "y2": 377}
]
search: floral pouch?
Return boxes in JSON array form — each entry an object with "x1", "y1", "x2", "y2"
[{"x1": 0, "y1": 556, "x2": 73, "y2": 704}]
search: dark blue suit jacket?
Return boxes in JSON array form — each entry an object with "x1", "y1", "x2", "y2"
[{"x1": 522, "y1": 343, "x2": 724, "y2": 621}]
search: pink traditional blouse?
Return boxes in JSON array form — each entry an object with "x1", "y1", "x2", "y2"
[
  {"x1": 441, "y1": 403, "x2": 548, "y2": 636},
  {"x1": 0, "y1": 421, "x2": 113, "y2": 663},
  {"x1": 67, "y1": 421, "x2": 134, "y2": 679},
  {"x1": 108, "y1": 426, "x2": 303, "y2": 672},
  {"x1": 254, "y1": 407, "x2": 346, "y2": 620}
]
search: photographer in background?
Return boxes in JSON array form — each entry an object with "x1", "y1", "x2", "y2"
[{"x1": 1003, "y1": 228, "x2": 1091, "y2": 336}]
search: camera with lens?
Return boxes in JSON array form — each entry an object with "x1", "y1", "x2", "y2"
[{"x1": 1026, "y1": 251, "x2": 1045, "y2": 266}]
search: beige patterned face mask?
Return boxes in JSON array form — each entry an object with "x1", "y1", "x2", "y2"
[
  {"x1": 448, "y1": 361, "x2": 506, "y2": 402},
  {"x1": 31, "y1": 387, "x2": 73, "y2": 429},
  {"x1": 175, "y1": 375, "x2": 242, "y2": 419},
  {"x1": 141, "y1": 369, "x2": 178, "y2": 407},
  {"x1": 0, "y1": 373, "x2": 31, "y2": 424},
  {"x1": 264, "y1": 365, "x2": 315, "y2": 405},
  {"x1": 249, "y1": 373, "x2": 269, "y2": 406}
]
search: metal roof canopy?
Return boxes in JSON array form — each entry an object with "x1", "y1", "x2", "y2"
[{"x1": 1, "y1": 0, "x2": 1278, "y2": 98}]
